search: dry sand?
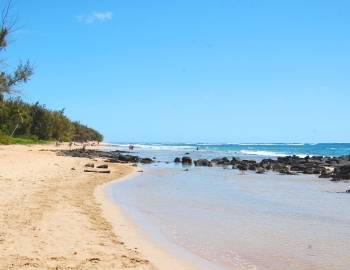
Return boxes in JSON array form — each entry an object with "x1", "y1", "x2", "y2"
[
  {"x1": 0, "y1": 144, "x2": 200, "y2": 270},
  {"x1": 0, "y1": 144, "x2": 155, "y2": 270}
]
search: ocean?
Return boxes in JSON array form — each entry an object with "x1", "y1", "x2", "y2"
[
  {"x1": 106, "y1": 143, "x2": 350, "y2": 270},
  {"x1": 108, "y1": 142, "x2": 350, "y2": 159}
]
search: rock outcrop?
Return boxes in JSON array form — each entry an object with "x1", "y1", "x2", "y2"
[
  {"x1": 194, "y1": 159, "x2": 212, "y2": 167},
  {"x1": 59, "y1": 149, "x2": 350, "y2": 180},
  {"x1": 181, "y1": 156, "x2": 192, "y2": 165}
]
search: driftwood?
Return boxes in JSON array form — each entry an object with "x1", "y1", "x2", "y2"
[
  {"x1": 84, "y1": 163, "x2": 94, "y2": 168},
  {"x1": 96, "y1": 164, "x2": 108, "y2": 169},
  {"x1": 84, "y1": 169, "x2": 110, "y2": 174},
  {"x1": 98, "y1": 170, "x2": 111, "y2": 174}
]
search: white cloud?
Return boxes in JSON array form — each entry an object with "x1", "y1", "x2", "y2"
[{"x1": 76, "y1": 11, "x2": 113, "y2": 24}]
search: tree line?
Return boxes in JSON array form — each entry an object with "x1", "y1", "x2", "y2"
[{"x1": 0, "y1": 98, "x2": 103, "y2": 142}]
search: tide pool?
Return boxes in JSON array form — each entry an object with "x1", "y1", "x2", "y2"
[{"x1": 108, "y1": 165, "x2": 350, "y2": 270}]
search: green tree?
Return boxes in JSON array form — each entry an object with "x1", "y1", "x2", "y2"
[
  {"x1": 0, "y1": 1, "x2": 33, "y2": 100},
  {"x1": 0, "y1": 1, "x2": 103, "y2": 144},
  {"x1": 29, "y1": 102, "x2": 53, "y2": 140},
  {"x1": 51, "y1": 109, "x2": 74, "y2": 141}
]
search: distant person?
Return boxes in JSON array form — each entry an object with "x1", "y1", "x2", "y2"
[{"x1": 129, "y1": 144, "x2": 134, "y2": 151}]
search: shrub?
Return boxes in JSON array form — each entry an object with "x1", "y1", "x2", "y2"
[
  {"x1": 0, "y1": 135, "x2": 10, "y2": 145},
  {"x1": 0, "y1": 98, "x2": 103, "y2": 142}
]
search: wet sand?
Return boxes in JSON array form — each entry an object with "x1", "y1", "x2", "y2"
[{"x1": 96, "y1": 174, "x2": 203, "y2": 270}]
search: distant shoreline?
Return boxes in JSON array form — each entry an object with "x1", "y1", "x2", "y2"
[{"x1": 59, "y1": 146, "x2": 350, "y2": 181}]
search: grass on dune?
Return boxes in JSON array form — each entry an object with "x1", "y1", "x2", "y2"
[{"x1": 0, "y1": 135, "x2": 51, "y2": 145}]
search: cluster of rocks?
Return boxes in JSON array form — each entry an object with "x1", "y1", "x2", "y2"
[
  {"x1": 58, "y1": 149, "x2": 126, "y2": 159},
  {"x1": 84, "y1": 163, "x2": 108, "y2": 169},
  {"x1": 58, "y1": 149, "x2": 350, "y2": 181},
  {"x1": 174, "y1": 155, "x2": 350, "y2": 181},
  {"x1": 58, "y1": 149, "x2": 154, "y2": 165},
  {"x1": 82, "y1": 163, "x2": 110, "y2": 173},
  {"x1": 106, "y1": 155, "x2": 154, "y2": 164}
]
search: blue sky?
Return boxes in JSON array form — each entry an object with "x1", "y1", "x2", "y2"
[{"x1": 6, "y1": 0, "x2": 350, "y2": 143}]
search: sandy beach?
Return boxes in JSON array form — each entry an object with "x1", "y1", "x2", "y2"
[
  {"x1": 1, "y1": 1, "x2": 348, "y2": 269},
  {"x1": 0, "y1": 144, "x2": 156, "y2": 270},
  {"x1": 0, "y1": 144, "x2": 201, "y2": 270},
  {"x1": 2, "y1": 143, "x2": 349, "y2": 270}
]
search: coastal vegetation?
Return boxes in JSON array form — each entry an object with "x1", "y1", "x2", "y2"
[
  {"x1": 0, "y1": 1, "x2": 103, "y2": 144},
  {"x1": 0, "y1": 98, "x2": 103, "y2": 144}
]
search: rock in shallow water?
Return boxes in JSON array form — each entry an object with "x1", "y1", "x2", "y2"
[
  {"x1": 182, "y1": 156, "x2": 192, "y2": 165},
  {"x1": 140, "y1": 158, "x2": 153, "y2": 164},
  {"x1": 236, "y1": 163, "x2": 248, "y2": 171},
  {"x1": 332, "y1": 165, "x2": 350, "y2": 180},
  {"x1": 211, "y1": 157, "x2": 231, "y2": 166},
  {"x1": 256, "y1": 167, "x2": 266, "y2": 174},
  {"x1": 194, "y1": 159, "x2": 212, "y2": 167},
  {"x1": 58, "y1": 149, "x2": 350, "y2": 180}
]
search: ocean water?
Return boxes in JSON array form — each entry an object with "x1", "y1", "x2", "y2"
[
  {"x1": 108, "y1": 142, "x2": 350, "y2": 159},
  {"x1": 107, "y1": 143, "x2": 350, "y2": 270}
]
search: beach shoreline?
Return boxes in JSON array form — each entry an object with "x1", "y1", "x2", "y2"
[
  {"x1": 95, "y1": 170, "x2": 202, "y2": 270},
  {"x1": 2, "y1": 143, "x2": 349, "y2": 270},
  {"x1": 0, "y1": 144, "x2": 158, "y2": 269},
  {"x1": 105, "y1": 164, "x2": 350, "y2": 270}
]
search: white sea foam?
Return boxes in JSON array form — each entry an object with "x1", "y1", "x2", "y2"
[
  {"x1": 109, "y1": 143, "x2": 195, "y2": 151},
  {"x1": 239, "y1": 150, "x2": 308, "y2": 158},
  {"x1": 239, "y1": 150, "x2": 286, "y2": 157},
  {"x1": 237, "y1": 143, "x2": 305, "y2": 146},
  {"x1": 107, "y1": 142, "x2": 312, "y2": 156}
]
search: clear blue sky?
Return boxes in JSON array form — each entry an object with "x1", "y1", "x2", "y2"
[{"x1": 7, "y1": 0, "x2": 350, "y2": 143}]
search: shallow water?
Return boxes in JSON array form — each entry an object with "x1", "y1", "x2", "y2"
[{"x1": 108, "y1": 165, "x2": 350, "y2": 270}]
